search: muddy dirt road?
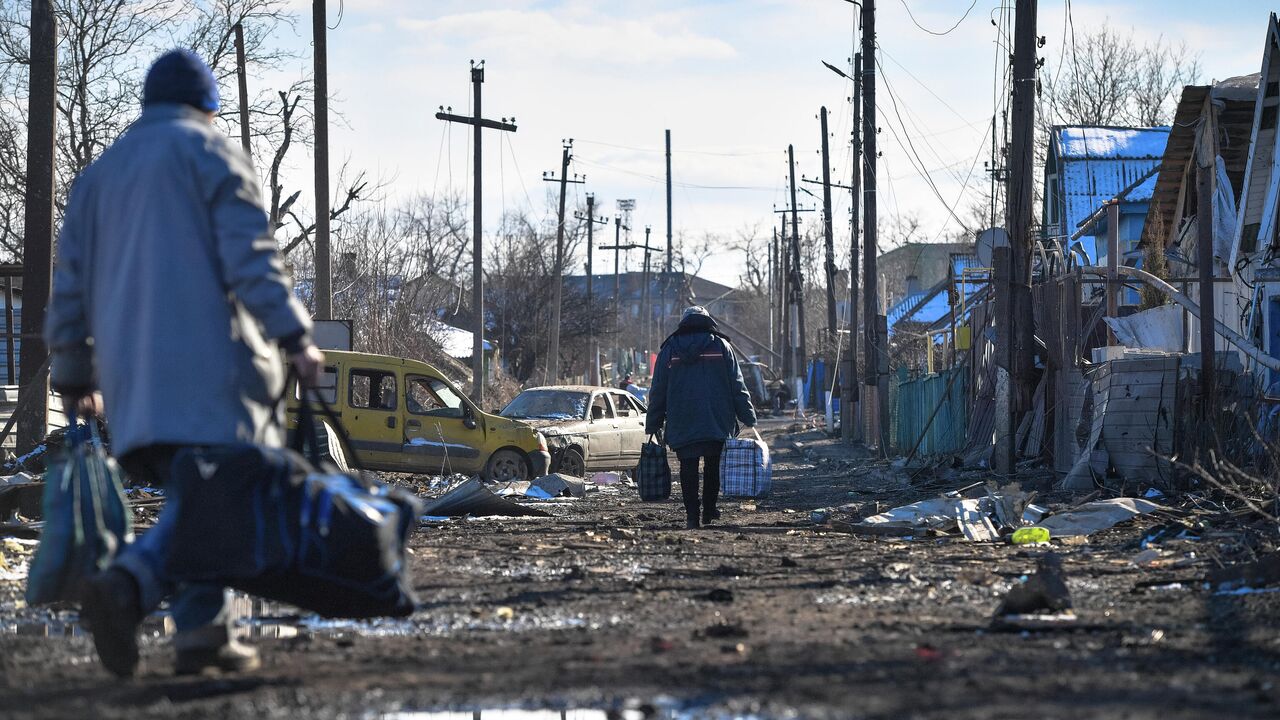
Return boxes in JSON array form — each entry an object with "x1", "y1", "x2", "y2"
[{"x1": 2, "y1": 419, "x2": 1278, "y2": 719}]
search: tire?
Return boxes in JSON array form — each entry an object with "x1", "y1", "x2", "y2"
[
  {"x1": 555, "y1": 448, "x2": 586, "y2": 478},
  {"x1": 484, "y1": 448, "x2": 530, "y2": 483}
]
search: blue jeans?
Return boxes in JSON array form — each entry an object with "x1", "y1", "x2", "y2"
[{"x1": 112, "y1": 445, "x2": 230, "y2": 644}]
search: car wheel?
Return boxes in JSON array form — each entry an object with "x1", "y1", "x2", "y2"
[
  {"x1": 556, "y1": 448, "x2": 586, "y2": 478},
  {"x1": 484, "y1": 449, "x2": 529, "y2": 483}
]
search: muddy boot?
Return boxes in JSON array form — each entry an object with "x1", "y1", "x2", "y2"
[
  {"x1": 685, "y1": 512, "x2": 701, "y2": 530},
  {"x1": 174, "y1": 625, "x2": 260, "y2": 675},
  {"x1": 79, "y1": 568, "x2": 144, "y2": 678},
  {"x1": 702, "y1": 507, "x2": 721, "y2": 525}
]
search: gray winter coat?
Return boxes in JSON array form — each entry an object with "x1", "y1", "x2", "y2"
[{"x1": 45, "y1": 104, "x2": 311, "y2": 457}]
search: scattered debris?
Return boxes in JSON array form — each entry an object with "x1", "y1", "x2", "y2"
[
  {"x1": 1011, "y1": 527, "x2": 1050, "y2": 545},
  {"x1": 421, "y1": 478, "x2": 551, "y2": 518},
  {"x1": 532, "y1": 473, "x2": 587, "y2": 498},
  {"x1": 1033, "y1": 498, "x2": 1163, "y2": 538}
]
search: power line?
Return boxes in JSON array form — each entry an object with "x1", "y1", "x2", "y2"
[
  {"x1": 575, "y1": 138, "x2": 775, "y2": 158},
  {"x1": 896, "y1": 0, "x2": 978, "y2": 37},
  {"x1": 875, "y1": 57, "x2": 976, "y2": 236}
]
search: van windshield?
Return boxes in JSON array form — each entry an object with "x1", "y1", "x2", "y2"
[{"x1": 500, "y1": 390, "x2": 589, "y2": 420}]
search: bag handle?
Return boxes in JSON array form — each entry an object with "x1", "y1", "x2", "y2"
[{"x1": 291, "y1": 384, "x2": 368, "y2": 485}]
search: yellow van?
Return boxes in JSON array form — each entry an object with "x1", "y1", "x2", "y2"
[{"x1": 286, "y1": 350, "x2": 550, "y2": 481}]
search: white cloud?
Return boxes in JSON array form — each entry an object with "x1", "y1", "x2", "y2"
[{"x1": 396, "y1": 9, "x2": 737, "y2": 65}]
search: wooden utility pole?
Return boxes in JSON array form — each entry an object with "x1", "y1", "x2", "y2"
[
  {"x1": 233, "y1": 22, "x2": 251, "y2": 156},
  {"x1": 542, "y1": 141, "x2": 583, "y2": 383},
  {"x1": 436, "y1": 61, "x2": 517, "y2": 405},
  {"x1": 780, "y1": 218, "x2": 792, "y2": 379},
  {"x1": 17, "y1": 0, "x2": 55, "y2": 451},
  {"x1": 575, "y1": 195, "x2": 608, "y2": 385},
  {"x1": 849, "y1": 51, "x2": 863, "y2": 443},
  {"x1": 769, "y1": 229, "x2": 777, "y2": 358},
  {"x1": 819, "y1": 107, "x2": 837, "y2": 340},
  {"x1": 643, "y1": 226, "x2": 654, "y2": 357},
  {"x1": 861, "y1": 0, "x2": 886, "y2": 450},
  {"x1": 787, "y1": 145, "x2": 808, "y2": 402},
  {"x1": 1006, "y1": 0, "x2": 1039, "y2": 454},
  {"x1": 312, "y1": 0, "x2": 331, "y2": 320}
]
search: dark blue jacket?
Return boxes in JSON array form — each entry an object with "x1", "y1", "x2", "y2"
[{"x1": 645, "y1": 327, "x2": 756, "y2": 451}]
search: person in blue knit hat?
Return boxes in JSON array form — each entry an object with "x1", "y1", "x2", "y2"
[{"x1": 47, "y1": 49, "x2": 324, "y2": 677}]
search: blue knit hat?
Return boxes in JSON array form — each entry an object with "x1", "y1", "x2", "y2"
[{"x1": 142, "y1": 50, "x2": 219, "y2": 112}]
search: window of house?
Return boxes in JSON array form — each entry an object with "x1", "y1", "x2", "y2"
[{"x1": 349, "y1": 369, "x2": 397, "y2": 410}]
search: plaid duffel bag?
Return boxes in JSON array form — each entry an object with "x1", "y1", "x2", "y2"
[
  {"x1": 635, "y1": 436, "x2": 672, "y2": 502},
  {"x1": 721, "y1": 427, "x2": 772, "y2": 498}
]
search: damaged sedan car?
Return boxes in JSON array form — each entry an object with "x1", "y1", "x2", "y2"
[{"x1": 499, "y1": 386, "x2": 648, "y2": 477}]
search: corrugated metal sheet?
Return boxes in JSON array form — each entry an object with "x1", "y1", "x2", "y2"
[
  {"x1": 1062, "y1": 158, "x2": 1163, "y2": 247},
  {"x1": 1056, "y1": 126, "x2": 1170, "y2": 160},
  {"x1": 887, "y1": 290, "x2": 929, "y2": 329}
]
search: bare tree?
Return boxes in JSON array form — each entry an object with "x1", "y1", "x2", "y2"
[{"x1": 1043, "y1": 23, "x2": 1200, "y2": 127}]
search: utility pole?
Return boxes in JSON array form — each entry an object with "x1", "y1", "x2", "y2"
[
  {"x1": 604, "y1": 215, "x2": 631, "y2": 375},
  {"x1": 312, "y1": 0, "x2": 331, "y2": 320},
  {"x1": 643, "y1": 226, "x2": 654, "y2": 358},
  {"x1": 780, "y1": 218, "x2": 792, "y2": 379},
  {"x1": 575, "y1": 196, "x2": 608, "y2": 385},
  {"x1": 1000, "y1": 0, "x2": 1039, "y2": 469},
  {"x1": 769, "y1": 229, "x2": 777, "y2": 358},
  {"x1": 849, "y1": 51, "x2": 863, "y2": 443},
  {"x1": 436, "y1": 61, "x2": 518, "y2": 405},
  {"x1": 862, "y1": 0, "x2": 887, "y2": 452},
  {"x1": 819, "y1": 107, "x2": 837, "y2": 340},
  {"x1": 787, "y1": 145, "x2": 808, "y2": 405},
  {"x1": 233, "y1": 22, "x2": 251, "y2": 156},
  {"x1": 665, "y1": 130, "x2": 674, "y2": 333},
  {"x1": 542, "y1": 141, "x2": 583, "y2": 384},
  {"x1": 17, "y1": 0, "x2": 55, "y2": 452}
]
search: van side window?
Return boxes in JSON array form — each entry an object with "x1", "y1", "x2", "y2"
[
  {"x1": 350, "y1": 369, "x2": 397, "y2": 410},
  {"x1": 295, "y1": 366, "x2": 338, "y2": 403},
  {"x1": 406, "y1": 375, "x2": 466, "y2": 418}
]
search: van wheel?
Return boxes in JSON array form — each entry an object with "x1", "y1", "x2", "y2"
[
  {"x1": 484, "y1": 449, "x2": 529, "y2": 483},
  {"x1": 555, "y1": 448, "x2": 586, "y2": 478}
]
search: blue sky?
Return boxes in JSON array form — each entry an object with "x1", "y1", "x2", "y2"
[{"x1": 264, "y1": 0, "x2": 1273, "y2": 286}]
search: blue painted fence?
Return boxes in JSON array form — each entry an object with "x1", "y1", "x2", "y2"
[{"x1": 893, "y1": 366, "x2": 968, "y2": 456}]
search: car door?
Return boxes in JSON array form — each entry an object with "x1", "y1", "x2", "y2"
[
  {"x1": 344, "y1": 366, "x2": 403, "y2": 470},
  {"x1": 610, "y1": 391, "x2": 648, "y2": 467},
  {"x1": 401, "y1": 374, "x2": 485, "y2": 476},
  {"x1": 583, "y1": 392, "x2": 622, "y2": 470}
]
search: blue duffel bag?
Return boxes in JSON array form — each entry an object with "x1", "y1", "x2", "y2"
[
  {"x1": 25, "y1": 418, "x2": 133, "y2": 605},
  {"x1": 163, "y1": 391, "x2": 422, "y2": 618}
]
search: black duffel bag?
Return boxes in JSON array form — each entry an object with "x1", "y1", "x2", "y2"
[{"x1": 163, "y1": 388, "x2": 423, "y2": 618}]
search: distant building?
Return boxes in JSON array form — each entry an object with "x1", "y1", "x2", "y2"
[{"x1": 876, "y1": 242, "x2": 973, "y2": 313}]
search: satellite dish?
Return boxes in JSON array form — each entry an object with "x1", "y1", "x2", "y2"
[{"x1": 975, "y1": 227, "x2": 1008, "y2": 268}]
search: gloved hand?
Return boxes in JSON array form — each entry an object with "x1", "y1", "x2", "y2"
[{"x1": 51, "y1": 345, "x2": 96, "y2": 419}]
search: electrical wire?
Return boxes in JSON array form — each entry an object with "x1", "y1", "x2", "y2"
[{"x1": 897, "y1": 0, "x2": 978, "y2": 37}]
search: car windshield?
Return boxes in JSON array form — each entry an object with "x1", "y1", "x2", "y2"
[{"x1": 501, "y1": 390, "x2": 590, "y2": 420}]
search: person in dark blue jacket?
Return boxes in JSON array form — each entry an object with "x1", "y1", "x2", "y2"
[{"x1": 646, "y1": 306, "x2": 757, "y2": 529}]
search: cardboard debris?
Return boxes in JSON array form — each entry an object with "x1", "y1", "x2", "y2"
[
  {"x1": 1033, "y1": 498, "x2": 1162, "y2": 538},
  {"x1": 422, "y1": 478, "x2": 551, "y2": 518}
]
